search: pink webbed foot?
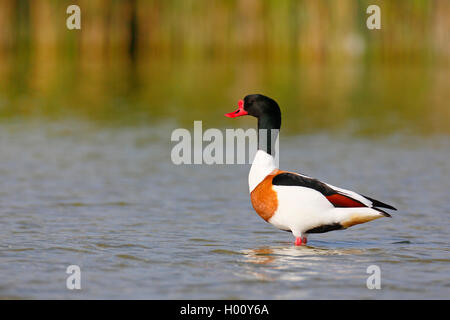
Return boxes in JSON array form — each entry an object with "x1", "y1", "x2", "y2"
[{"x1": 295, "y1": 237, "x2": 308, "y2": 246}]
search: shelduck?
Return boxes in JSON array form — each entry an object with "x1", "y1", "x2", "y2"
[{"x1": 225, "y1": 94, "x2": 396, "y2": 246}]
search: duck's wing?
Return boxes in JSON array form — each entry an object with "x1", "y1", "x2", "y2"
[{"x1": 272, "y1": 172, "x2": 396, "y2": 217}]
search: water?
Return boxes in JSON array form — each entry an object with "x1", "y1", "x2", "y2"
[{"x1": 0, "y1": 121, "x2": 449, "y2": 299}]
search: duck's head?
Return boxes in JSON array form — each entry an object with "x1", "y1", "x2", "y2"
[
  {"x1": 225, "y1": 94, "x2": 281, "y2": 156},
  {"x1": 225, "y1": 94, "x2": 281, "y2": 130}
]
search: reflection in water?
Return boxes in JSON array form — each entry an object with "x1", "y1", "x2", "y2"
[
  {"x1": 0, "y1": 54, "x2": 449, "y2": 135},
  {"x1": 239, "y1": 245, "x2": 365, "y2": 282}
]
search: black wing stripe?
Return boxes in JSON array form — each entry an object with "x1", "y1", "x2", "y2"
[
  {"x1": 305, "y1": 223, "x2": 344, "y2": 234},
  {"x1": 362, "y1": 194, "x2": 397, "y2": 211},
  {"x1": 273, "y1": 173, "x2": 397, "y2": 212},
  {"x1": 272, "y1": 172, "x2": 336, "y2": 196}
]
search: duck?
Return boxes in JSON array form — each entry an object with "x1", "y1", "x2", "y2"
[{"x1": 225, "y1": 94, "x2": 396, "y2": 246}]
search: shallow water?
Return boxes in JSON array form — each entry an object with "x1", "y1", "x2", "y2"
[{"x1": 0, "y1": 122, "x2": 448, "y2": 299}]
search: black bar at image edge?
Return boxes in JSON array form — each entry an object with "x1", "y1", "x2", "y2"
[{"x1": 0, "y1": 300, "x2": 442, "y2": 318}]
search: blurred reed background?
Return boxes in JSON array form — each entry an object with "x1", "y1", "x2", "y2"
[{"x1": 0, "y1": 0, "x2": 449, "y2": 134}]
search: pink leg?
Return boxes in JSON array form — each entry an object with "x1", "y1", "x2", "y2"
[{"x1": 295, "y1": 236, "x2": 308, "y2": 246}]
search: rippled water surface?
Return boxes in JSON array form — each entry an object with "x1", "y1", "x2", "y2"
[{"x1": 0, "y1": 122, "x2": 449, "y2": 299}]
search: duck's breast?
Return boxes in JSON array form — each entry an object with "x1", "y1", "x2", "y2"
[{"x1": 250, "y1": 169, "x2": 282, "y2": 222}]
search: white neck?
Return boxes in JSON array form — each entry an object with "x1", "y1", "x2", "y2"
[{"x1": 248, "y1": 150, "x2": 277, "y2": 193}]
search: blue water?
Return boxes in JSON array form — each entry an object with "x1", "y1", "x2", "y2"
[{"x1": 0, "y1": 122, "x2": 449, "y2": 299}]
